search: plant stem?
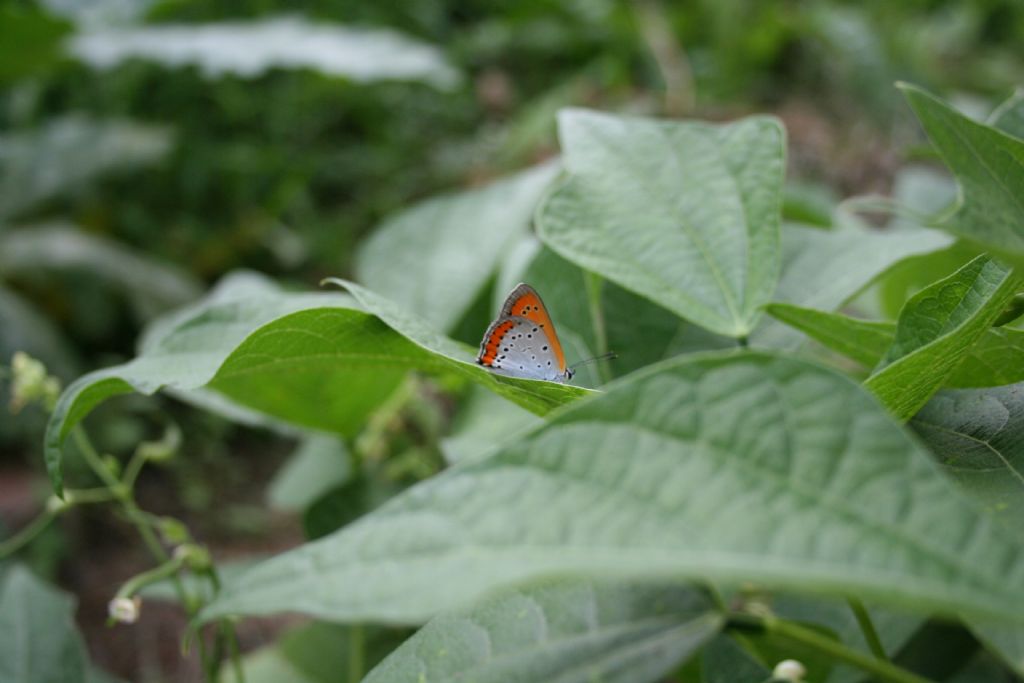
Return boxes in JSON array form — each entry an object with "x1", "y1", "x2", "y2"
[
  {"x1": 728, "y1": 612, "x2": 934, "y2": 683},
  {"x1": 848, "y1": 598, "x2": 888, "y2": 660},
  {"x1": 72, "y1": 425, "x2": 213, "y2": 677},
  {"x1": 0, "y1": 509, "x2": 56, "y2": 558},
  {"x1": 115, "y1": 554, "x2": 185, "y2": 600},
  {"x1": 583, "y1": 272, "x2": 612, "y2": 383},
  {"x1": 225, "y1": 620, "x2": 245, "y2": 683},
  {"x1": 349, "y1": 623, "x2": 365, "y2": 682}
]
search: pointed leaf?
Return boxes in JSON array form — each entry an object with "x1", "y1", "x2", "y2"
[
  {"x1": 364, "y1": 581, "x2": 722, "y2": 683},
  {"x1": 537, "y1": 109, "x2": 785, "y2": 337},
  {"x1": 356, "y1": 163, "x2": 559, "y2": 332},
  {"x1": 767, "y1": 303, "x2": 1024, "y2": 389},
  {"x1": 865, "y1": 255, "x2": 1023, "y2": 419},
  {"x1": 45, "y1": 274, "x2": 590, "y2": 495},
  {"x1": 751, "y1": 219, "x2": 952, "y2": 347},
  {"x1": 765, "y1": 303, "x2": 894, "y2": 367},
  {"x1": 203, "y1": 352, "x2": 1024, "y2": 627},
  {"x1": 901, "y1": 84, "x2": 1024, "y2": 260}
]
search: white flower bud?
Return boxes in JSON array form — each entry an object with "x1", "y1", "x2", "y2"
[
  {"x1": 773, "y1": 659, "x2": 807, "y2": 681},
  {"x1": 108, "y1": 596, "x2": 141, "y2": 624}
]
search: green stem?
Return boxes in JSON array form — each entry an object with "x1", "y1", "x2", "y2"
[
  {"x1": 728, "y1": 613, "x2": 933, "y2": 683},
  {"x1": 115, "y1": 554, "x2": 185, "y2": 601},
  {"x1": 0, "y1": 509, "x2": 56, "y2": 558},
  {"x1": 225, "y1": 621, "x2": 245, "y2": 683},
  {"x1": 583, "y1": 272, "x2": 612, "y2": 383},
  {"x1": 122, "y1": 448, "x2": 148, "y2": 490},
  {"x1": 65, "y1": 487, "x2": 118, "y2": 504},
  {"x1": 72, "y1": 426, "x2": 213, "y2": 677},
  {"x1": 848, "y1": 598, "x2": 888, "y2": 661},
  {"x1": 349, "y1": 623, "x2": 365, "y2": 682}
]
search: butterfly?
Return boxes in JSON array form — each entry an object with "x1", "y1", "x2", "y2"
[{"x1": 476, "y1": 283, "x2": 574, "y2": 383}]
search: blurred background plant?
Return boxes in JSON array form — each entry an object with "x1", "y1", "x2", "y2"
[{"x1": 1, "y1": 0, "x2": 1022, "y2": 680}]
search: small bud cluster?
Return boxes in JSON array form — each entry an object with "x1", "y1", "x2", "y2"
[{"x1": 8, "y1": 352, "x2": 60, "y2": 414}]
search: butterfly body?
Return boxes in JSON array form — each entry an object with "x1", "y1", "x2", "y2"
[{"x1": 476, "y1": 284, "x2": 573, "y2": 383}]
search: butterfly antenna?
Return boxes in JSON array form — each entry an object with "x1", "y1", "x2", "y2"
[{"x1": 569, "y1": 351, "x2": 618, "y2": 371}]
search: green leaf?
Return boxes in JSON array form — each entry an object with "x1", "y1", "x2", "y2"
[
  {"x1": 700, "y1": 635, "x2": 769, "y2": 683},
  {"x1": 764, "y1": 303, "x2": 894, "y2": 368},
  {"x1": 326, "y1": 278, "x2": 595, "y2": 407},
  {"x1": 0, "y1": 566, "x2": 87, "y2": 683},
  {"x1": 865, "y1": 255, "x2": 1023, "y2": 419},
  {"x1": 441, "y1": 386, "x2": 541, "y2": 464},
  {"x1": 0, "y1": 7, "x2": 71, "y2": 83},
  {"x1": 537, "y1": 108, "x2": 785, "y2": 338},
  {"x1": 68, "y1": 18, "x2": 461, "y2": 89},
  {"x1": 202, "y1": 351, "x2": 1024, "y2": 626},
  {"x1": 267, "y1": 435, "x2": 352, "y2": 512},
  {"x1": 45, "y1": 273, "x2": 590, "y2": 496},
  {"x1": 0, "y1": 116, "x2": 172, "y2": 221},
  {"x1": 503, "y1": 246, "x2": 735, "y2": 384},
  {"x1": 768, "y1": 596, "x2": 921, "y2": 683},
  {"x1": 947, "y1": 326, "x2": 1024, "y2": 388},
  {"x1": 989, "y1": 89, "x2": 1024, "y2": 140},
  {"x1": 356, "y1": 163, "x2": 559, "y2": 333},
  {"x1": 911, "y1": 381, "x2": 1024, "y2": 533},
  {"x1": 751, "y1": 219, "x2": 953, "y2": 347},
  {"x1": 767, "y1": 303, "x2": 1024, "y2": 389},
  {"x1": 0, "y1": 224, "x2": 201, "y2": 319},
  {"x1": 227, "y1": 621, "x2": 408, "y2": 683},
  {"x1": 364, "y1": 581, "x2": 722, "y2": 683},
  {"x1": 900, "y1": 84, "x2": 1024, "y2": 260}
]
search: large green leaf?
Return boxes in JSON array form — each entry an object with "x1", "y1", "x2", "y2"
[
  {"x1": 68, "y1": 18, "x2": 461, "y2": 89},
  {"x1": 364, "y1": 581, "x2": 721, "y2": 683},
  {"x1": 203, "y1": 351, "x2": 1024, "y2": 626},
  {"x1": 537, "y1": 108, "x2": 785, "y2": 338},
  {"x1": 45, "y1": 273, "x2": 590, "y2": 495},
  {"x1": 751, "y1": 219, "x2": 953, "y2": 347},
  {"x1": 0, "y1": 566, "x2": 87, "y2": 683},
  {"x1": 865, "y1": 255, "x2": 1023, "y2": 419},
  {"x1": 356, "y1": 163, "x2": 559, "y2": 333},
  {"x1": 911, "y1": 381, "x2": 1024, "y2": 533},
  {"x1": 901, "y1": 84, "x2": 1024, "y2": 260},
  {"x1": 767, "y1": 302, "x2": 1024, "y2": 388}
]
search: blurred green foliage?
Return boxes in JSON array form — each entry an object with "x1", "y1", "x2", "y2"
[{"x1": 2, "y1": 1, "x2": 1024, "y2": 680}]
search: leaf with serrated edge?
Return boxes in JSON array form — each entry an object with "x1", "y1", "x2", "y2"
[
  {"x1": 901, "y1": 84, "x2": 1024, "y2": 260},
  {"x1": 865, "y1": 255, "x2": 1023, "y2": 420},
  {"x1": 538, "y1": 108, "x2": 784, "y2": 338},
  {"x1": 364, "y1": 580, "x2": 722, "y2": 683},
  {"x1": 202, "y1": 351, "x2": 1024, "y2": 627}
]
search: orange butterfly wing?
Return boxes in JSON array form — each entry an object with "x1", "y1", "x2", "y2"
[{"x1": 497, "y1": 283, "x2": 568, "y2": 374}]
